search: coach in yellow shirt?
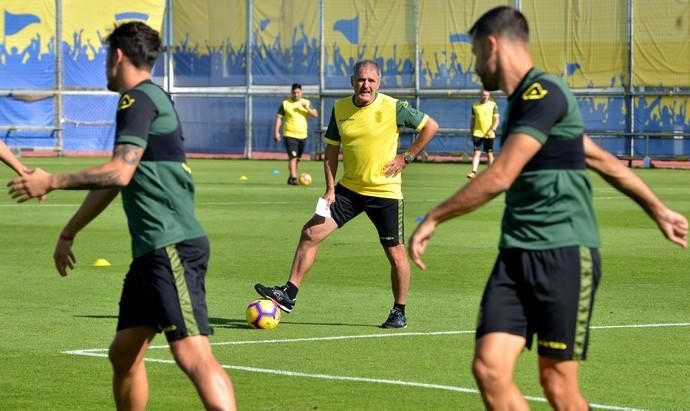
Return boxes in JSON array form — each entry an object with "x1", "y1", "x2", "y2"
[
  {"x1": 467, "y1": 89, "x2": 500, "y2": 179},
  {"x1": 255, "y1": 59, "x2": 439, "y2": 328},
  {"x1": 275, "y1": 83, "x2": 318, "y2": 185}
]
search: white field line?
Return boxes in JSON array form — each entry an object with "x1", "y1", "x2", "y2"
[
  {"x1": 61, "y1": 352, "x2": 640, "y2": 411},
  {"x1": 591, "y1": 322, "x2": 690, "y2": 329},
  {"x1": 63, "y1": 322, "x2": 690, "y2": 411},
  {"x1": 63, "y1": 321, "x2": 690, "y2": 354}
]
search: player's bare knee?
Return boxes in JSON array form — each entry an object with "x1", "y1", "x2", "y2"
[
  {"x1": 173, "y1": 351, "x2": 204, "y2": 376},
  {"x1": 472, "y1": 356, "x2": 502, "y2": 387},
  {"x1": 108, "y1": 344, "x2": 137, "y2": 374},
  {"x1": 300, "y1": 224, "x2": 323, "y2": 243},
  {"x1": 387, "y1": 248, "x2": 409, "y2": 272},
  {"x1": 539, "y1": 371, "x2": 572, "y2": 406},
  {"x1": 540, "y1": 377, "x2": 563, "y2": 402}
]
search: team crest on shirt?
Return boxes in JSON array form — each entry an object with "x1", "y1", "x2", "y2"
[
  {"x1": 118, "y1": 94, "x2": 135, "y2": 110},
  {"x1": 522, "y1": 83, "x2": 548, "y2": 100},
  {"x1": 375, "y1": 111, "x2": 383, "y2": 123}
]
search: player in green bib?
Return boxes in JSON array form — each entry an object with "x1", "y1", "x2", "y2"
[
  {"x1": 408, "y1": 6, "x2": 687, "y2": 410},
  {"x1": 255, "y1": 59, "x2": 439, "y2": 328},
  {"x1": 8, "y1": 22, "x2": 236, "y2": 410}
]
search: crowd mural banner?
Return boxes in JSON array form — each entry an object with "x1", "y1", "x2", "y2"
[
  {"x1": 173, "y1": 0, "x2": 247, "y2": 87},
  {"x1": 62, "y1": 0, "x2": 165, "y2": 88},
  {"x1": 63, "y1": 0, "x2": 165, "y2": 88},
  {"x1": 522, "y1": 0, "x2": 627, "y2": 89},
  {"x1": 0, "y1": 0, "x2": 56, "y2": 89},
  {"x1": 0, "y1": 0, "x2": 688, "y2": 158},
  {"x1": 252, "y1": 0, "x2": 319, "y2": 85},
  {"x1": 566, "y1": 0, "x2": 627, "y2": 89},
  {"x1": 633, "y1": 0, "x2": 690, "y2": 146},
  {"x1": 61, "y1": 0, "x2": 165, "y2": 151},
  {"x1": 0, "y1": 0, "x2": 55, "y2": 150},
  {"x1": 324, "y1": 0, "x2": 416, "y2": 88},
  {"x1": 418, "y1": 0, "x2": 504, "y2": 89}
]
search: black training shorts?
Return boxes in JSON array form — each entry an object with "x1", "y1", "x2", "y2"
[
  {"x1": 476, "y1": 246, "x2": 601, "y2": 360},
  {"x1": 117, "y1": 236, "x2": 213, "y2": 342},
  {"x1": 472, "y1": 137, "x2": 494, "y2": 153},
  {"x1": 284, "y1": 137, "x2": 306, "y2": 160},
  {"x1": 330, "y1": 184, "x2": 404, "y2": 247}
]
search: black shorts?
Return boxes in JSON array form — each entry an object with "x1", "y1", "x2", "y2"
[
  {"x1": 330, "y1": 184, "x2": 404, "y2": 247},
  {"x1": 476, "y1": 246, "x2": 601, "y2": 360},
  {"x1": 284, "y1": 137, "x2": 306, "y2": 160},
  {"x1": 472, "y1": 137, "x2": 494, "y2": 153},
  {"x1": 117, "y1": 236, "x2": 213, "y2": 342}
]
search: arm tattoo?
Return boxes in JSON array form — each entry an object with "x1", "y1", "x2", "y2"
[
  {"x1": 114, "y1": 144, "x2": 144, "y2": 165},
  {"x1": 58, "y1": 170, "x2": 122, "y2": 190},
  {"x1": 54, "y1": 144, "x2": 143, "y2": 190}
]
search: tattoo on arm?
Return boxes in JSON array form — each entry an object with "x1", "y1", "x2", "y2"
[
  {"x1": 54, "y1": 144, "x2": 143, "y2": 190},
  {"x1": 114, "y1": 144, "x2": 144, "y2": 165}
]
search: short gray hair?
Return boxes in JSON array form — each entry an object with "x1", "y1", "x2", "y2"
[{"x1": 351, "y1": 59, "x2": 381, "y2": 79}]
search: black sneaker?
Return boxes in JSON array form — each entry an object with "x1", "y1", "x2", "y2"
[
  {"x1": 287, "y1": 177, "x2": 298, "y2": 185},
  {"x1": 254, "y1": 283, "x2": 296, "y2": 313},
  {"x1": 381, "y1": 309, "x2": 407, "y2": 329}
]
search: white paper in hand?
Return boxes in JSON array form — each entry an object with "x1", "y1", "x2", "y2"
[{"x1": 315, "y1": 197, "x2": 332, "y2": 218}]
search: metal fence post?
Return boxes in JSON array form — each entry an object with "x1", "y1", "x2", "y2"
[{"x1": 55, "y1": 0, "x2": 64, "y2": 156}]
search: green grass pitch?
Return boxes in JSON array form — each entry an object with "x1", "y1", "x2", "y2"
[{"x1": 0, "y1": 158, "x2": 688, "y2": 410}]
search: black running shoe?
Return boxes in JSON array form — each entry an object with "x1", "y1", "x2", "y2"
[
  {"x1": 254, "y1": 283, "x2": 295, "y2": 313},
  {"x1": 287, "y1": 177, "x2": 298, "y2": 185},
  {"x1": 381, "y1": 308, "x2": 407, "y2": 329}
]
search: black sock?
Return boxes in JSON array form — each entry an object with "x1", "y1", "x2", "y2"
[
  {"x1": 284, "y1": 281, "x2": 299, "y2": 300},
  {"x1": 393, "y1": 303, "x2": 406, "y2": 315}
]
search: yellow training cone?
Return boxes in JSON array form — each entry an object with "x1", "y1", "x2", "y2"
[{"x1": 92, "y1": 258, "x2": 111, "y2": 267}]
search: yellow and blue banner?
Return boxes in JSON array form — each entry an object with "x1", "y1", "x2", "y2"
[
  {"x1": 62, "y1": 0, "x2": 164, "y2": 87},
  {"x1": 523, "y1": 0, "x2": 627, "y2": 88},
  {"x1": 0, "y1": 0, "x2": 55, "y2": 88},
  {"x1": 173, "y1": 0, "x2": 247, "y2": 86},
  {"x1": 0, "y1": 0, "x2": 164, "y2": 89},
  {"x1": 418, "y1": 0, "x2": 503, "y2": 89},
  {"x1": 634, "y1": 0, "x2": 690, "y2": 87},
  {"x1": 325, "y1": 0, "x2": 415, "y2": 88},
  {"x1": 252, "y1": 0, "x2": 319, "y2": 85}
]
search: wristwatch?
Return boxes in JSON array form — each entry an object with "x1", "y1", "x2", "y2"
[{"x1": 403, "y1": 151, "x2": 415, "y2": 164}]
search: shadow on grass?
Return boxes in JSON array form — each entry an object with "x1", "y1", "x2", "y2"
[
  {"x1": 74, "y1": 314, "x2": 118, "y2": 320},
  {"x1": 72, "y1": 315, "x2": 376, "y2": 329},
  {"x1": 209, "y1": 317, "x2": 376, "y2": 329},
  {"x1": 209, "y1": 317, "x2": 253, "y2": 329}
]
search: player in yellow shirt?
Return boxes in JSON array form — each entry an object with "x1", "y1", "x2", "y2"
[
  {"x1": 275, "y1": 83, "x2": 318, "y2": 185},
  {"x1": 255, "y1": 59, "x2": 439, "y2": 328},
  {"x1": 467, "y1": 89, "x2": 500, "y2": 179}
]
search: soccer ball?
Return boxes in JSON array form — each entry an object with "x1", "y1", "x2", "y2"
[
  {"x1": 245, "y1": 299, "x2": 281, "y2": 330},
  {"x1": 298, "y1": 172, "x2": 312, "y2": 186}
]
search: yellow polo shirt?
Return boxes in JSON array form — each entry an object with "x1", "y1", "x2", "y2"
[{"x1": 324, "y1": 93, "x2": 428, "y2": 199}]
